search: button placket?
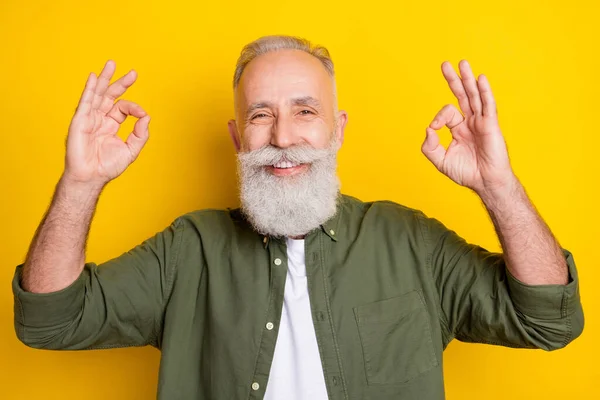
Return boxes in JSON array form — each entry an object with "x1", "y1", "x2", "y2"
[
  {"x1": 305, "y1": 229, "x2": 348, "y2": 399},
  {"x1": 248, "y1": 243, "x2": 288, "y2": 399}
]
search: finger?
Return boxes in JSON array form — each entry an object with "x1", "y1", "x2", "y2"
[
  {"x1": 421, "y1": 127, "x2": 446, "y2": 171},
  {"x1": 126, "y1": 115, "x2": 151, "y2": 159},
  {"x1": 99, "y1": 70, "x2": 137, "y2": 113},
  {"x1": 106, "y1": 100, "x2": 147, "y2": 124},
  {"x1": 458, "y1": 60, "x2": 482, "y2": 115},
  {"x1": 91, "y1": 60, "x2": 116, "y2": 110},
  {"x1": 477, "y1": 74, "x2": 497, "y2": 117},
  {"x1": 75, "y1": 73, "x2": 97, "y2": 115},
  {"x1": 429, "y1": 104, "x2": 464, "y2": 131},
  {"x1": 441, "y1": 61, "x2": 472, "y2": 117}
]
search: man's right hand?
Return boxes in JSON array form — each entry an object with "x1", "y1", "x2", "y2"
[{"x1": 64, "y1": 60, "x2": 150, "y2": 188}]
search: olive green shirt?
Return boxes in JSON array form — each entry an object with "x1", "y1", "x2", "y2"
[{"x1": 12, "y1": 194, "x2": 584, "y2": 399}]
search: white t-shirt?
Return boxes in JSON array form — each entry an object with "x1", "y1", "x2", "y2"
[{"x1": 264, "y1": 238, "x2": 329, "y2": 400}]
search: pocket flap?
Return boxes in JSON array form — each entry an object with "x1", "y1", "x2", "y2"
[{"x1": 354, "y1": 290, "x2": 425, "y2": 324}]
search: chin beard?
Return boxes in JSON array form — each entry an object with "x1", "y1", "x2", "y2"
[{"x1": 236, "y1": 142, "x2": 340, "y2": 238}]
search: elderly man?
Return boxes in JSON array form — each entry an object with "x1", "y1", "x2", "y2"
[{"x1": 13, "y1": 35, "x2": 583, "y2": 400}]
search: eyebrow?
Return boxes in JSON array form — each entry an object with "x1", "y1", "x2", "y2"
[
  {"x1": 246, "y1": 102, "x2": 274, "y2": 117},
  {"x1": 291, "y1": 96, "x2": 322, "y2": 109},
  {"x1": 245, "y1": 96, "x2": 323, "y2": 118}
]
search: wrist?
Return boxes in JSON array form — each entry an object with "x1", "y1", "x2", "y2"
[
  {"x1": 57, "y1": 173, "x2": 105, "y2": 206},
  {"x1": 477, "y1": 173, "x2": 523, "y2": 211},
  {"x1": 59, "y1": 172, "x2": 106, "y2": 194}
]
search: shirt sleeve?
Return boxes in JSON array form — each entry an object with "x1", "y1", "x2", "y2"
[
  {"x1": 12, "y1": 217, "x2": 185, "y2": 351},
  {"x1": 416, "y1": 211, "x2": 584, "y2": 351}
]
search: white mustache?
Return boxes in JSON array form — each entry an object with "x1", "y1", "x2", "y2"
[{"x1": 238, "y1": 144, "x2": 332, "y2": 167}]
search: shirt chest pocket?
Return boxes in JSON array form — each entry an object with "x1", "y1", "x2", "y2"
[{"x1": 353, "y1": 290, "x2": 439, "y2": 385}]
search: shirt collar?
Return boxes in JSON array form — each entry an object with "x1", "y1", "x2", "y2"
[{"x1": 319, "y1": 193, "x2": 344, "y2": 242}]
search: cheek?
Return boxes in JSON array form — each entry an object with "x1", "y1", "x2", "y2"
[
  {"x1": 242, "y1": 125, "x2": 271, "y2": 151},
  {"x1": 300, "y1": 120, "x2": 333, "y2": 148}
]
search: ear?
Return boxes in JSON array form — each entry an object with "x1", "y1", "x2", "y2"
[
  {"x1": 228, "y1": 119, "x2": 241, "y2": 152},
  {"x1": 335, "y1": 110, "x2": 348, "y2": 145}
]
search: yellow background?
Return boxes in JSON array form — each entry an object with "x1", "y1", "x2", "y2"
[{"x1": 0, "y1": 0, "x2": 597, "y2": 398}]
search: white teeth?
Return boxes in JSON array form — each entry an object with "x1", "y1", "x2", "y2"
[{"x1": 273, "y1": 161, "x2": 299, "y2": 169}]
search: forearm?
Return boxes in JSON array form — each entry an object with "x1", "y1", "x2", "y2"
[
  {"x1": 22, "y1": 175, "x2": 104, "y2": 293},
  {"x1": 479, "y1": 176, "x2": 569, "y2": 285}
]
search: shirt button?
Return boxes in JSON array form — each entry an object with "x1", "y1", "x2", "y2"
[
  {"x1": 263, "y1": 237, "x2": 268, "y2": 244},
  {"x1": 252, "y1": 382, "x2": 260, "y2": 391},
  {"x1": 274, "y1": 258, "x2": 282, "y2": 266},
  {"x1": 329, "y1": 229, "x2": 335, "y2": 236},
  {"x1": 266, "y1": 322, "x2": 274, "y2": 330}
]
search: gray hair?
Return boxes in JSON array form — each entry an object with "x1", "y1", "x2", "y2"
[{"x1": 233, "y1": 35, "x2": 335, "y2": 89}]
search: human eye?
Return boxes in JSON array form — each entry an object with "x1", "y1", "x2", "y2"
[{"x1": 251, "y1": 113, "x2": 269, "y2": 120}]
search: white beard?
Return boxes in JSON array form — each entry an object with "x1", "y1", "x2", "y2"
[{"x1": 237, "y1": 139, "x2": 340, "y2": 238}]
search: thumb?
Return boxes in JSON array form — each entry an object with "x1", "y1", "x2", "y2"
[
  {"x1": 421, "y1": 127, "x2": 445, "y2": 171},
  {"x1": 126, "y1": 115, "x2": 151, "y2": 160}
]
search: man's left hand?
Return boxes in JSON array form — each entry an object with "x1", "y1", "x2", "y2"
[{"x1": 422, "y1": 60, "x2": 517, "y2": 199}]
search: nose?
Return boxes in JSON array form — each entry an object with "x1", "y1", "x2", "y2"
[{"x1": 270, "y1": 114, "x2": 299, "y2": 148}]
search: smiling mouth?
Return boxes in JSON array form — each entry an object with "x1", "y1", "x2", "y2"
[
  {"x1": 267, "y1": 161, "x2": 309, "y2": 177},
  {"x1": 273, "y1": 160, "x2": 300, "y2": 169}
]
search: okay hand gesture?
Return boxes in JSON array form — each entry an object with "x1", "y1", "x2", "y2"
[
  {"x1": 64, "y1": 60, "x2": 150, "y2": 187},
  {"x1": 422, "y1": 61, "x2": 515, "y2": 196}
]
